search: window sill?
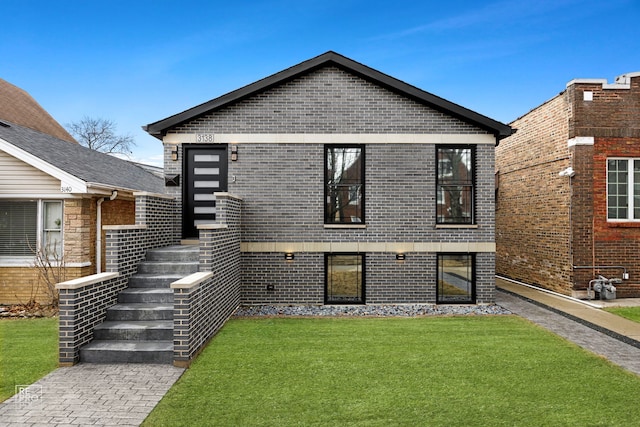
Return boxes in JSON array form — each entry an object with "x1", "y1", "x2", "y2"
[
  {"x1": 607, "y1": 221, "x2": 640, "y2": 228},
  {"x1": 435, "y1": 224, "x2": 478, "y2": 229},
  {"x1": 324, "y1": 224, "x2": 367, "y2": 229}
]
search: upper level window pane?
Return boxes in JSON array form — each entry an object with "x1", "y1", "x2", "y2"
[
  {"x1": 607, "y1": 158, "x2": 640, "y2": 221},
  {"x1": 437, "y1": 147, "x2": 474, "y2": 224},
  {"x1": 325, "y1": 146, "x2": 364, "y2": 224}
]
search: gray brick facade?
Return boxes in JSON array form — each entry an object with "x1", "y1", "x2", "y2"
[
  {"x1": 171, "y1": 66, "x2": 485, "y2": 135},
  {"x1": 146, "y1": 52, "x2": 510, "y2": 306},
  {"x1": 173, "y1": 193, "x2": 242, "y2": 365}
]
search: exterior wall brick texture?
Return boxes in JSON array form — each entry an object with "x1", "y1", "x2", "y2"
[
  {"x1": 498, "y1": 74, "x2": 640, "y2": 297},
  {"x1": 58, "y1": 274, "x2": 128, "y2": 365},
  {"x1": 165, "y1": 66, "x2": 497, "y2": 304},
  {"x1": 174, "y1": 193, "x2": 242, "y2": 364},
  {"x1": 170, "y1": 67, "x2": 486, "y2": 135},
  {"x1": 495, "y1": 94, "x2": 573, "y2": 293}
]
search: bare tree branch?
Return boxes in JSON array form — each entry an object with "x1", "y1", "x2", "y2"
[{"x1": 66, "y1": 116, "x2": 135, "y2": 155}]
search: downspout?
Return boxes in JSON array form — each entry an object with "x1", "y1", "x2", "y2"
[{"x1": 96, "y1": 190, "x2": 118, "y2": 274}]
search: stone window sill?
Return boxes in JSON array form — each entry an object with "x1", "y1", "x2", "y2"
[{"x1": 324, "y1": 224, "x2": 367, "y2": 229}]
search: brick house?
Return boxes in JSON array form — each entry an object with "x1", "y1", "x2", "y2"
[
  {"x1": 0, "y1": 80, "x2": 164, "y2": 304},
  {"x1": 145, "y1": 51, "x2": 512, "y2": 305},
  {"x1": 496, "y1": 71, "x2": 640, "y2": 298}
]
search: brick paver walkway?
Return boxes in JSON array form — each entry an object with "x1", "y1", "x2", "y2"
[
  {"x1": 496, "y1": 290, "x2": 640, "y2": 376},
  {"x1": 0, "y1": 363, "x2": 184, "y2": 426}
]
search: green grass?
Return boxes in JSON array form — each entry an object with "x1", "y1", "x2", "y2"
[
  {"x1": 144, "y1": 316, "x2": 640, "y2": 426},
  {"x1": 604, "y1": 306, "x2": 640, "y2": 323},
  {"x1": 0, "y1": 317, "x2": 58, "y2": 402}
]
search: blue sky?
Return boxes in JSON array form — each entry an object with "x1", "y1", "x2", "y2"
[{"x1": 2, "y1": 0, "x2": 638, "y2": 165}]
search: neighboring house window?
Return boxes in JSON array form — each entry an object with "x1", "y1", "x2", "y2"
[
  {"x1": 325, "y1": 145, "x2": 364, "y2": 224},
  {"x1": 607, "y1": 158, "x2": 640, "y2": 221},
  {"x1": 437, "y1": 253, "x2": 475, "y2": 304},
  {"x1": 43, "y1": 201, "x2": 63, "y2": 257},
  {"x1": 436, "y1": 146, "x2": 474, "y2": 224},
  {"x1": 325, "y1": 253, "x2": 365, "y2": 304},
  {"x1": 0, "y1": 200, "x2": 63, "y2": 259}
]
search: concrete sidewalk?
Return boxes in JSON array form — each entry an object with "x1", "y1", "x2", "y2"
[
  {"x1": 496, "y1": 277, "x2": 640, "y2": 376},
  {"x1": 497, "y1": 277, "x2": 640, "y2": 346},
  {"x1": 0, "y1": 363, "x2": 184, "y2": 426}
]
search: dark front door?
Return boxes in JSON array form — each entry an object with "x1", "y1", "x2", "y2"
[{"x1": 183, "y1": 145, "x2": 228, "y2": 238}]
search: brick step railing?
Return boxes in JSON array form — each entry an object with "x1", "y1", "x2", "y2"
[{"x1": 79, "y1": 245, "x2": 199, "y2": 364}]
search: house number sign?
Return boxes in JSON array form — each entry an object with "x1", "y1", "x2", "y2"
[{"x1": 196, "y1": 134, "x2": 215, "y2": 143}]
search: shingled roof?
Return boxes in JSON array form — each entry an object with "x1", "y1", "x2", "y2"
[
  {"x1": 0, "y1": 120, "x2": 164, "y2": 194},
  {"x1": 0, "y1": 79, "x2": 76, "y2": 143},
  {"x1": 144, "y1": 51, "x2": 513, "y2": 140}
]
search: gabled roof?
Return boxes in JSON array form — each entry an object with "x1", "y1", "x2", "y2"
[
  {"x1": 0, "y1": 79, "x2": 76, "y2": 143},
  {"x1": 144, "y1": 51, "x2": 512, "y2": 140},
  {"x1": 0, "y1": 120, "x2": 164, "y2": 195}
]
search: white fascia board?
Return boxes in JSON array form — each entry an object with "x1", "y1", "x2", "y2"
[{"x1": 0, "y1": 138, "x2": 87, "y2": 193}]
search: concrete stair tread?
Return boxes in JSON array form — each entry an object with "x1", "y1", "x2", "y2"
[
  {"x1": 95, "y1": 320, "x2": 173, "y2": 330},
  {"x1": 81, "y1": 340, "x2": 173, "y2": 351},
  {"x1": 140, "y1": 260, "x2": 199, "y2": 265},
  {"x1": 119, "y1": 288, "x2": 173, "y2": 294},
  {"x1": 129, "y1": 273, "x2": 190, "y2": 280},
  {"x1": 108, "y1": 303, "x2": 173, "y2": 310}
]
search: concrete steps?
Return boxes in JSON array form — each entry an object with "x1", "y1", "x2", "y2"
[
  {"x1": 80, "y1": 340, "x2": 174, "y2": 364},
  {"x1": 105, "y1": 303, "x2": 174, "y2": 321},
  {"x1": 118, "y1": 288, "x2": 174, "y2": 304},
  {"x1": 93, "y1": 320, "x2": 173, "y2": 340},
  {"x1": 80, "y1": 245, "x2": 199, "y2": 364}
]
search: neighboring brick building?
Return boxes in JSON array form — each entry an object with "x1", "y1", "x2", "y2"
[
  {"x1": 145, "y1": 51, "x2": 512, "y2": 305},
  {"x1": 496, "y1": 71, "x2": 640, "y2": 298},
  {"x1": 0, "y1": 81, "x2": 164, "y2": 304}
]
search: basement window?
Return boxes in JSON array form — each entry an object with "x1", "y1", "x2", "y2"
[{"x1": 437, "y1": 253, "x2": 476, "y2": 304}]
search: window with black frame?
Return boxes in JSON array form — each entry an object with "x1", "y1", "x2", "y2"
[
  {"x1": 325, "y1": 146, "x2": 364, "y2": 224},
  {"x1": 437, "y1": 254, "x2": 475, "y2": 304},
  {"x1": 436, "y1": 146, "x2": 474, "y2": 224},
  {"x1": 325, "y1": 253, "x2": 365, "y2": 304}
]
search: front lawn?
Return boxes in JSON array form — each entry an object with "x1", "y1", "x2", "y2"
[
  {"x1": 604, "y1": 306, "x2": 640, "y2": 323},
  {"x1": 144, "y1": 316, "x2": 640, "y2": 426},
  {"x1": 0, "y1": 317, "x2": 58, "y2": 402}
]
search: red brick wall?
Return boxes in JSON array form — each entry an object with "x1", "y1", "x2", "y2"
[
  {"x1": 590, "y1": 137, "x2": 640, "y2": 297},
  {"x1": 570, "y1": 144, "x2": 595, "y2": 289},
  {"x1": 570, "y1": 77, "x2": 640, "y2": 139},
  {"x1": 496, "y1": 94, "x2": 574, "y2": 293}
]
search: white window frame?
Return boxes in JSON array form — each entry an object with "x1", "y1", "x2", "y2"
[
  {"x1": 0, "y1": 199, "x2": 63, "y2": 265},
  {"x1": 607, "y1": 158, "x2": 640, "y2": 222}
]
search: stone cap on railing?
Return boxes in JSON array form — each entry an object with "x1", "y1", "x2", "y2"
[
  {"x1": 102, "y1": 224, "x2": 149, "y2": 231},
  {"x1": 196, "y1": 224, "x2": 228, "y2": 230},
  {"x1": 56, "y1": 272, "x2": 119, "y2": 290},
  {"x1": 171, "y1": 272, "x2": 214, "y2": 291}
]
